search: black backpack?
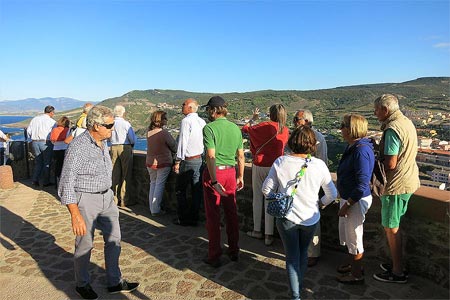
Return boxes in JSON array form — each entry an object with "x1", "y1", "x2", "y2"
[{"x1": 369, "y1": 138, "x2": 387, "y2": 197}]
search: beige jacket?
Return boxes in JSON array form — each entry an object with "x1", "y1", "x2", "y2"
[{"x1": 380, "y1": 110, "x2": 420, "y2": 195}]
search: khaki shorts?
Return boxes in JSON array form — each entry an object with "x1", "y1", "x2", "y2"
[{"x1": 381, "y1": 193, "x2": 412, "y2": 228}]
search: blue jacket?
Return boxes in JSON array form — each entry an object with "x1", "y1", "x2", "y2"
[{"x1": 336, "y1": 138, "x2": 375, "y2": 201}]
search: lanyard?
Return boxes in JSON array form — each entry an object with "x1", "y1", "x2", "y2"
[{"x1": 290, "y1": 154, "x2": 311, "y2": 197}]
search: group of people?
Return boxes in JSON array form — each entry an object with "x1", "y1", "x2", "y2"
[
  {"x1": 26, "y1": 92, "x2": 418, "y2": 300},
  {"x1": 141, "y1": 94, "x2": 419, "y2": 300}
]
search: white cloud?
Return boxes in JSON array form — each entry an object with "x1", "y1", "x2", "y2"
[{"x1": 433, "y1": 42, "x2": 450, "y2": 48}]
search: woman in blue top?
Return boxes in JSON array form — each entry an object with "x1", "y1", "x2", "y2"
[{"x1": 336, "y1": 114, "x2": 375, "y2": 284}]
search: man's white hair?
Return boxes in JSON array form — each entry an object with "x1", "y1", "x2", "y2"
[
  {"x1": 114, "y1": 105, "x2": 126, "y2": 117},
  {"x1": 374, "y1": 94, "x2": 400, "y2": 113}
]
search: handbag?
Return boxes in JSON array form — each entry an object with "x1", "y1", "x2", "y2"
[{"x1": 266, "y1": 154, "x2": 311, "y2": 218}]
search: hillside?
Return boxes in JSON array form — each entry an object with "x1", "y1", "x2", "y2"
[{"x1": 96, "y1": 77, "x2": 449, "y2": 133}]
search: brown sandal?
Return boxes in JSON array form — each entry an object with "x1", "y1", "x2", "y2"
[
  {"x1": 336, "y1": 273, "x2": 365, "y2": 285},
  {"x1": 337, "y1": 264, "x2": 352, "y2": 273}
]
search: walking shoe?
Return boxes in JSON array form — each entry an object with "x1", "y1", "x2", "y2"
[
  {"x1": 75, "y1": 284, "x2": 98, "y2": 300},
  {"x1": 246, "y1": 230, "x2": 263, "y2": 239},
  {"x1": 373, "y1": 271, "x2": 407, "y2": 283},
  {"x1": 151, "y1": 210, "x2": 166, "y2": 217},
  {"x1": 202, "y1": 257, "x2": 222, "y2": 268},
  {"x1": 108, "y1": 280, "x2": 140, "y2": 294},
  {"x1": 264, "y1": 235, "x2": 274, "y2": 246},
  {"x1": 379, "y1": 263, "x2": 409, "y2": 278},
  {"x1": 308, "y1": 257, "x2": 319, "y2": 267},
  {"x1": 227, "y1": 251, "x2": 239, "y2": 262}
]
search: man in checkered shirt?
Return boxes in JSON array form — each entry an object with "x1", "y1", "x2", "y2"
[{"x1": 58, "y1": 105, "x2": 139, "y2": 300}]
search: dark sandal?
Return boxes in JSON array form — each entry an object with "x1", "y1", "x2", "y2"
[
  {"x1": 337, "y1": 264, "x2": 352, "y2": 273},
  {"x1": 336, "y1": 273, "x2": 365, "y2": 285}
]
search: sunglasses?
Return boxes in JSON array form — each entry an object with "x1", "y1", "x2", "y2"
[{"x1": 99, "y1": 122, "x2": 115, "y2": 129}]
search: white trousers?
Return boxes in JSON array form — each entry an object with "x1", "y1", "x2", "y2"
[
  {"x1": 147, "y1": 166, "x2": 171, "y2": 214},
  {"x1": 339, "y1": 195, "x2": 372, "y2": 255}
]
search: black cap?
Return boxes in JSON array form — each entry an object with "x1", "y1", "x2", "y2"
[{"x1": 201, "y1": 96, "x2": 226, "y2": 109}]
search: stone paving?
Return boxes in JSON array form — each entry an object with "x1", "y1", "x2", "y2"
[{"x1": 0, "y1": 181, "x2": 448, "y2": 300}]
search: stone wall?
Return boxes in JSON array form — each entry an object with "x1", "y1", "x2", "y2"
[{"x1": 7, "y1": 147, "x2": 449, "y2": 288}]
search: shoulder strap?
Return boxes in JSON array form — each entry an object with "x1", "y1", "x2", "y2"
[{"x1": 255, "y1": 133, "x2": 277, "y2": 155}]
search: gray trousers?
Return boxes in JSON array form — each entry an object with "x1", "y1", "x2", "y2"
[{"x1": 74, "y1": 189, "x2": 122, "y2": 287}]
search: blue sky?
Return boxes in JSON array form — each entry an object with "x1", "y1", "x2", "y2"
[{"x1": 1, "y1": 0, "x2": 449, "y2": 102}]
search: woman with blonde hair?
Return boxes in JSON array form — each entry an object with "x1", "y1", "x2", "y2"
[
  {"x1": 336, "y1": 114, "x2": 375, "y2": 284},
  {"x1": 242, "y1": 104, "x2": 289, "y2": 246},
  {"x1": 146, "y1": 110, "x2": 177, "y2": 216}
]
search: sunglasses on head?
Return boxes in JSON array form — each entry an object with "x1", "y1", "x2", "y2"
[{"x1": 99, "y1": 122, "x2": 115, "y2": 129}]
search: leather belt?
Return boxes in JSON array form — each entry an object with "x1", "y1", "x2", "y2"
[
  {"x1": 185, "y1": 154, "x2": 202, "y2": 160},
  {"x1": 33, "y1": 140, "x2": 49, "y2": 142},
  {"x1": 92, "y1": 189, "x2": 109, "y2": 194},
  {"x1": 216, "y1": 165, "x2": 234, "y2": 170}
]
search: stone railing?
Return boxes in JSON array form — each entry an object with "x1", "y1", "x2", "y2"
[{"x1": 7, "y1": 147, "x2": 450, "y2": 289}]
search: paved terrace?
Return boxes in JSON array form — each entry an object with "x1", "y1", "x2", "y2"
[{"x1": 0, "y1": 181, "x2": 448, "y2": 300}]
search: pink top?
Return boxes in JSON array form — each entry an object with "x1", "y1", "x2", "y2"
[{"x1": 146, "y1": 128, "x2": 177, "y2": 169}]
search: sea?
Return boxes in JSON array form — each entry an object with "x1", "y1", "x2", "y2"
[
  {"x1": 0, "y1": 115, "x2": 30, "y2": 141},
  {"x1": 0, "y1": 115, "x2": 148, "y2": 150}
]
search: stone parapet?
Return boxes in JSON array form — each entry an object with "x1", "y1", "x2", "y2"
[{"x1": 8, "y1": 148, "x2": 450, "y2": 288}]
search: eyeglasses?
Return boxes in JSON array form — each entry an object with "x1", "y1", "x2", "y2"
[{"x1": 99, "y1": 122, "x2": 115, "y2": 129}]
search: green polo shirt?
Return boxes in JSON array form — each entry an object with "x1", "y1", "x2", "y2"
[{"x1": 203, "y1": 117, "x2": 243, "y2": 166}]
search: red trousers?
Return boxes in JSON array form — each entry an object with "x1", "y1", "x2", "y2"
[{"x1": 203, "y1": 167, "x2": 240, "y2": 261}]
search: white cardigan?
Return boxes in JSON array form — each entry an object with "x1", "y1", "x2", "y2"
[{"x1": 262, "y1": 155, "x2": 337, "y2": 226}]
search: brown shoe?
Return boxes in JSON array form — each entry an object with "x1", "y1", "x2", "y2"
[
  {"x1": 336, "y1": 273, "x2": 364, "y2": 285},
  {"x1": 308, "y1": 257, "x2": 319, "y2": 267}
]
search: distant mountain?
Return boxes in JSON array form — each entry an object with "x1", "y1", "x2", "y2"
[{"x1": 0, "y1": 97, "x2": 89, "y2": 114}]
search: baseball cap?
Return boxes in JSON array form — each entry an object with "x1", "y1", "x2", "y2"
[{"x1": 201, "y1": 96, "x2": 226, "y2": 109}]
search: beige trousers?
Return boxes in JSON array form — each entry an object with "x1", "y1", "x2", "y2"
[
  {"x1": 110, "y1": 144, "x2": 134, "y2": 205},
  {"x1": 252, "y1": 165, "x2": 274, "y2": 235}
]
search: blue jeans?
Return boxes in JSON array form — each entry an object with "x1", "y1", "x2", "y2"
[
  {"x1": 176, "y1": 158, "x2": 203, "y2": 224},
  {"x1": 277, "y1": 218, "x2": 318, "y2": 300},
  {"x1": 31, "y1": 141, "x2": 53, "y2": 184}
]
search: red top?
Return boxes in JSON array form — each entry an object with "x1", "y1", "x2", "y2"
[
  {"x1": 50, "y1": 126, "x2": 69, "y2": 142},
  {"x1": 241, "y1": 121, "x2": 289, "y2": 167}
]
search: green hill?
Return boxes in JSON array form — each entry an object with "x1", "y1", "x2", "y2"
[{"x1": 94, "y1": 77, "x2": 449, "y2": 134}]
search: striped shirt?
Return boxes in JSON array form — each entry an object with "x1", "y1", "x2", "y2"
[{"x1": 58, "y1": 130, "x2": 113, "y2": 205}]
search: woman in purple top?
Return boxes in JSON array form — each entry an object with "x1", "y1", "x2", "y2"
[{"x1": 146, "y1": 110, "x2": 177, "y2": 216}]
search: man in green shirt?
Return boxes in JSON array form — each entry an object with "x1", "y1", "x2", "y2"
[
  {"x1": 202, "y1": 96, "x2": 245, "y2": 268},
  {"x1": 372, "y1": 94, "x2": 420, "y2": 284}
]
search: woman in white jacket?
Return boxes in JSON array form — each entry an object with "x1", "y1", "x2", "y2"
[{"x1": 262, "y1": 126, "x2": 337, "y2": 300}]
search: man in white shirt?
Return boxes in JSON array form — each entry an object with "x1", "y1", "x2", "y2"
[
  {"x1": 294, "y1": 109, "x2": 329, "y2": 267},
  {"x1": 27, "y1": 105, "x2": 56, "y2": 187},
  {"x1": 0, "y1": 129, "x2": 10, "y2": 165},
  {"x1": 110, "y1": 105, "x2": 137, "y2": 207},
  {"x1": 173, "y1": 98, "x2": 206, "y2": 226}
]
